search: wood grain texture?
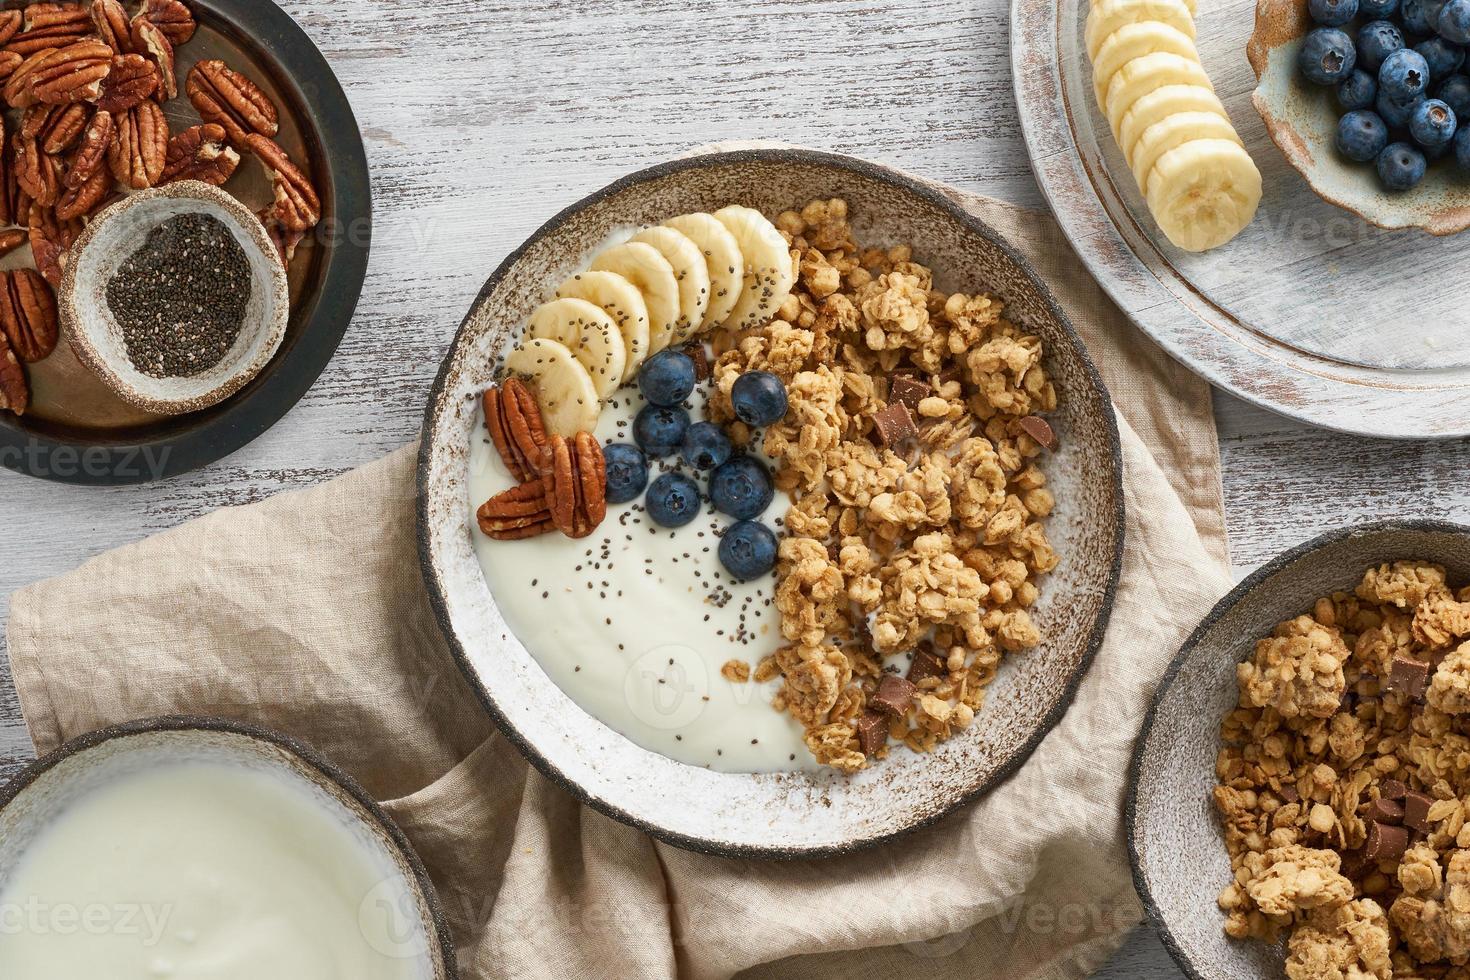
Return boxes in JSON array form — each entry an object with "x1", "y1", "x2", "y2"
[{"x1": 0, "y1": 0, "x2": 1460, "y2": 976}]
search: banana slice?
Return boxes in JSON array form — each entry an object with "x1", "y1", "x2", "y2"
[
  {"x1": 556, "y1": 270, "x2": 650, "y2": 382},
  {"x1": 528, "y1": 298, "x2": 628, "y2": 399},
  {"x1": 630, "y1": 226, "x2": 711, "y2": 345},
  {"x1": 714, "y1": 205, "x2": 796, "y2": 332},
  {"x1": 1104, "y1": 52, "x2": 1214, "y2": 141},
  {"x1": 1091, "y1": 22, "x2": 1200, "y2": 106},
  {"x1": 589, "y1": 242, "x2": 681, "y2": 356},
  {"x1": 1117, "y1": 84, "x2": 1228, "y2": 164},
  {"x1": 1086, "y1": 0, "x2": 1196, "y2": 61},
  {"x1": 1130, "y1": 112, "x2": 1243, "y2": 189},
  {"x1": 1089, "y1": 0, "x2": 1194, "y2": 13},
  {"x1": 504, "y1": 338, "x2": 602, "y2": 437},
  {"x1": 663, "y1": 213, "x2": 744, "y2": 331},
  {"x1": 1145, "y1": 139, "x2": 1262, "y2": 253}
]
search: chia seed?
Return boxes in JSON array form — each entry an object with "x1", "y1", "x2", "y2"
[{"x1": 107, "y1": 213, "x2": 252, "y2": 379}]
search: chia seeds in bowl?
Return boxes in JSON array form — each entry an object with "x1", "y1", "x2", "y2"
[
  {"x1": 107, "y1": 214, "x2": 253, "y2": 380},
  {"x1": 59, "y1": 181, "x2": 290, "y2": 417}
]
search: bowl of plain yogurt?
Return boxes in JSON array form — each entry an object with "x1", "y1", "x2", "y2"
[{"x1": 0, "y1": 717, "x2": 454, "y2": 979}]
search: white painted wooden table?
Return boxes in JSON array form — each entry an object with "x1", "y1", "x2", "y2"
[{"x1": 2, "y1": 1, "x2": 1465, "y2": 976}]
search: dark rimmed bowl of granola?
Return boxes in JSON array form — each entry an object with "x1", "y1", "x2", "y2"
[
  {"x1": 418, "y1": 148, "x2": 1124, "y2": 858},
  {"x1": 1129, "y1": 519, "x2": 1470, "y2": 980}
]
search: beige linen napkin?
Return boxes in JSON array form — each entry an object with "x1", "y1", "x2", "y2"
[{"x1": 6, "y1": 178, "x2": 1235, "y2": 980}]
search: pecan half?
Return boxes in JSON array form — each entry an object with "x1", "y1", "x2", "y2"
[
  {"x1": 62, "y1": 108, "x2": 110, "y2": 188},
  {"x1": 25, "y1": 39, "x2": 113, "y2": 106},
  {"x1": 0, "y1": 268, "x2": 58, "y2": 362},
  {"x1": 542, "y1": 432, "x2": 608, "y2": 539},
  {"x1": 129, "y1": 18, "x2": 173, "y2": 100},
  {"x1": 476, "y1": 479, "x2": 556, "y2": 541},
  {"x1": 0, "y1": 228, "x2": 26, "y2": 258},
  {"x1": 4, "y1": 141, "x2": 29, "y2": 227},
  {"x1": 484, "y1": 377, "x2": 550, "y2": 484},
  {"x1": 108, "y1": 99, "x2": 167, "y2": 189},
  {"x1": 187, "y1": 60, "x2": 278, "y2": 147},
  {"x1": 14, "y1": 135, "x2": 60, "y2": 206},
  {"x1": 139, "y1": 0, "x2": 194, "y2": 45},
  {"x1": 0, "y1": 11, "x2": 21, "y2": 49},
  {"x1": 24, "y1": 102, "x2": 88, "y2": 153},
  {"x1": 97, "y1": 53, "x2": 156, "y2": 113},
  {"x1": 55, "y1": 156, "x2": 109, "y2": 219},
  {"x1": 0, "y1": 51, "x2": 23, "y2": 86},
  {"x1": 91, "y1": 0, "x2": 133, "y2": 54},
  {"x1": 28, "y1": 203, "x2": 80, "y2": 287},
  {"x1": 8, "y1": 3, "x2": 89, "y2": 57},
  {"x1": 264, "y1": 217, "x2": 304, "y2": 266},
  {"x1": 161, "y1": 123, "x2": 238, "y2": 186},
  {"x1": 246, "y1": 134, "x2": 319, "y2": 232},
  {"x1": 0, "y1": 335, "x2": 27, "y2": 415}
]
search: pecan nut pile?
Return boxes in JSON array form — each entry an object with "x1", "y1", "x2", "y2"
[{"x1": 0, "y1": 267, "x2": 57, "y2": 362}]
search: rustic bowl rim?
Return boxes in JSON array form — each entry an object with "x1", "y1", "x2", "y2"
[
  {"x1": 0, "y1": 713, "x2": 458, "y2": 977},
  {"x1": 59, "y1": 181, "x2": 290, "y2": 416},
  {"x1": 414, "y1": 147, "x2": 1125, "y2": 860},
  {"x1": 1125, "y1": 516, "x2": 1470, "y2": 980}
]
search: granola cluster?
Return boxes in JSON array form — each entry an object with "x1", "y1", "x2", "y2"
[
  {"x1": 1214, "y1": 562, "x2": 1470, "y2": 979},
  {"x1": 710, "y1": 199, "x2": 1061, "y2": 772}
]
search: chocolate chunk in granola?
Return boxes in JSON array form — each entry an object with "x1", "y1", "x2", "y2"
[
  {"x1": 1404, "y1": 790, "x2": 1435, "y2": 834},
  {"x1": 1019, "y1": 415, "x2": 1060, "y2": 452},
  {"x1": 872, "y1": 674, "x2": 917, "y2": 716},
  {"x1": 1280, "y1": 784, "x2": 1300, "y2": 804},
  {"x1": 1388, "y1": 655, "x2": 1431, "y2": 701},
  {"x1": 856, "y1": 710, "x2": 888, "y2": 757},
  {"x1": 1368, "y1": 797, "x2": 1405, "y2": 825},
  {"x1": 1363, "y1": 821, "x2": 1409, "y2": 863},
  {"x1": 683, "y1": 340, "x2": 710, "y2": 381},
  {"x1": 937, "y1": 364, "x2": 963, "y2": 387},
  {"x1": 1339, "y1": 846, "x2": 1373, "y2": 879},
  {"x1": 907, "y1": 647, "x2": 947, "y2": 684},
  {"x1": 872, "y1": 402, "x2": 918, "y2": 450},
  {"x1": 1380, "y1": 779, "x2": 1408, "y2": 801},
  {"x1": 889, "y1": 374, "x2": 932, "y2": 414}
]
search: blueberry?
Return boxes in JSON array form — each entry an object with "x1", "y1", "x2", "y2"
[
  {"x1": 1437, "y1": 73, "x2": 1470, "y2": 115},
  {"x1": 1378, "y1": 90, "x2": 1425, "y2": 127},
  {"x1": 1338, "y1": 69, "x2": 1379, "y2": 109},
  {"x1": 718, "y1": 521, "x2": 779, "y2": 582},
  {"x1": 645, "y1": 472, "x2": 703, "y2": 528},
  {"x1": 1300, "y1": 27, "x2": 1359, "y2": 84},
  {"x1": 1310, "y1": 0, "x2": 1360, "y2": 23},
  {"x1": 729, "y1": 371, "x2": 789, "y2": 427},
  {"x1": 1337, "y1": 109, "x2": 1392, "y2": 159},
  {"x1": 1455, "y1": 123, "x2": 1470, "y2": 166},
  {"x1": 633, "y1": 404, "x2": 690, "y2": 458},
  {"x1": 1380, "y1": 48, "x2": 1432, "y2": 101},
  {"x1": 637, "y1": 350, "x2": 697, "y2": 407},
  {"x1": 1443, "y1": 0, "x2": 1470, "y2": 42},
  {"x1": 1411, "y1": 96, "x2": 1460, "y2": 143},
  {"x1": 1361, "y1": 0, "x2": 1399, "y2": 15},
  {"x1": 680, "y1": 421, "x2": 733, "y2": 471},
  {"x1": 602, "y1": 443, "x2": 649, "y2": 505},
  {"x1": 1357, "y1": 20, "x2": 1406, "y2": 72},
  {"x1": 1404, "y1": 0, "x2": 1446, "y2": 33},
  {"x1": 709, "y1": 456, "x2": 775, "y2": 521},
  {"x1": 1418, "y1": 36, "x2": 1466, "y2": 78},
  {"x1": 1425, "y1": 138, "x2": 1452, "y2": 159},
  {"x1": 1377, "y1": 140, "x2": 1429, "y2": 187}
]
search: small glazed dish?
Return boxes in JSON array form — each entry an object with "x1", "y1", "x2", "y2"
[
  {"x1": 59, "y1": 182, "x2": 289, "y2": 416},
  {"x1": 418, "y1": 148, "x2": 1125, "y2": 858},
  {"x1": 1127, "y1": 518, "x2": 1470, "y2": 979},
  {"x1": 0, "y1": 715, "x2": 456, "y2": 978},
  {"x1": 1249, "y1": 0, "x2": 1470, "y2": 234}
]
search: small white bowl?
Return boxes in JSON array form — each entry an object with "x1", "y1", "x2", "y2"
[{"x1": 59, "y1": 181, "x2": 290, "y2": 416}]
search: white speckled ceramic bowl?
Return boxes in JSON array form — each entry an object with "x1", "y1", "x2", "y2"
[
  {"x1": 59, "y1": 181, "x2": 290, "y2": 415},
  {"x1": 0, "y1": 716, "x2": 455, "y2": 977},
  {"x1": 1128, "y1": 519, "x2": 1470, "y2": 979},
  {"x1": 1249, "y1": 0, "x2": 1470, "y2": 234},
  {"x1": 418, "y1": 149, "x2": 1125, "y2": 857}
]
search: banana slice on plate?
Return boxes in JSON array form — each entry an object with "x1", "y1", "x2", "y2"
[
  {"x1": 714, "y1": 205, "x2": 796, "y2": 333},
  {"x1": 1091, "y1": 22, "x2": 1200, "y2": 105},
  {"x1": 590, "y1": 242, "x2": 681, "y2": 356},
  {"x1": 630, "y1": 226, "x2": 711, "y2": 345},
  {"x1": 528, "y1": 298, "x2": 628, "y2": 399},
  {"x1": 1130, "y1": 111, "x2": 1244, "y2": 189},
  {"x1": 1145, "y1": 139, "x2": 1262, "y2": 253},
  {"x1": 1088, "y1": 0, "x2": 1195, "y2": 14},
  {"x1": 556, "y1": 270, "x2": 651, "y2": 382},
  {"x1": 663, "y1": 212, "x2": 744, "y2": 331},
  {"x1": 1117, "y1": 84, "x2": 1228, "y2": 164},
  {"x1": 1104, "y1": 52, "x2": 1213, "y2": 140},
  {"x1": 504, "y1": 338, "x2": 602, "y2": 437},
  {"x1": 1085, "y1": 0, "x2": 1196, "y2": 61}
]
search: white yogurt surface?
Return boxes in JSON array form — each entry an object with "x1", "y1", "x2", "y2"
[
  {"x1": 0, "y1": 759, "x2": 431, "y2": 979},
  {"x1": 470, "y1": 388, "x2": 816, "y2": 772}
]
